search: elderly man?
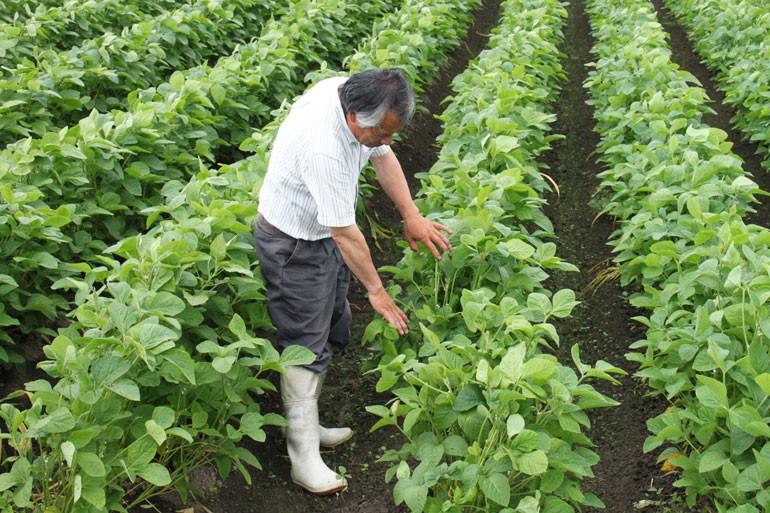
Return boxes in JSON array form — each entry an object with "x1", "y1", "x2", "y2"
[{"x1": 254, "y1": 68, "x2": 451, "y2": 495}]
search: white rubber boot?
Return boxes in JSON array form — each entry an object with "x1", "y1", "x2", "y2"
[
  {"x1": 280, "y1": 370, "x2": 353, "y2": 447},
  {"x1": 281, "y1": 366, "x2": 348, "y2": 495},
  {"x1": 315, "y1": 371, "x2": 353, "y2": 447}
]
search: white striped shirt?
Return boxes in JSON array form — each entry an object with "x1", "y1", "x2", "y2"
[{"x1": 258, "y1": 77, "x2": 391, "y2": 240}]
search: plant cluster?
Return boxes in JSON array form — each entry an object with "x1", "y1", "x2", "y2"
[
  {"x1": 0, "y1": 0, "x2": 184, "y2": 55},
  {"x1": 0, "y1": 0, "x2": 395, "y2": 365},
  {"x1": 0, "y1": 0, "x2": 487, "y2": 510},
  {"x1": 0, "y1": 0, "x2": 276, "y2": 145},
  {"x1": 0, "y1": 0, "x2": 58, "y2": 23},
  {"x1": 586, "y1": 0, "x2": 770, "y2": 511},
  {"x1": 665, "y1": 0, "x2": 770, "y2": 171},
  {"x1": 359, "y1": 1, "x2": 624, "y2": 512}
]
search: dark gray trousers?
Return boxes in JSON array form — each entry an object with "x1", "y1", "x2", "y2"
[{"x1": 253, "y1": 215, "x2": 351, "y2": 372}]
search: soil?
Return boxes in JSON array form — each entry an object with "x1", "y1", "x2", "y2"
[{"x1": 2, "y1": 1, "x2": 767, "y2": 512}]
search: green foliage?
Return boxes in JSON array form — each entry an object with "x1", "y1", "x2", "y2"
[
  {"x1": 0, "y1": 0, "x2": 276, "y2": 145},
  {"x1": 0, "y1": 0, "x2": 393, "y2": 362},
  {"x1": 665, "y1": 0, "x2": 770, "y2": 171},
  {"x1": 586, "y1": 0, "x2": 770, "y2": 511},
  {"x1": 361, "y1": 1, "x2": 623, "y2": 511},
  {"x1": 0, "y1": 0, "x2": 187, "y2": 55}
]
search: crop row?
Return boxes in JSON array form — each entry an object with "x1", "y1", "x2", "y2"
[
  {"x1": 586, "y1": 0, "x2": 770, "y2": 511},
  {"x1": 0, "y1": 0, "x2": 489, "y2": 510},
  {"x1": 0, "y1": 0, "x2": 184, "y2": 57},
  {"x1": 0, "y1": 0, "x2": 274, "y2": 146},
  {"x1": 0, "y1": 0, "x2": 396, "y2": 364},
  {"x1": 0, "y1": 0, "x2": 59, "y2": 24},
  {"x1": 359, "y1": 1, "x2": 626, "y2": 512},
  {"x1": 665, "y1": 0, "x2": 770, "y2": 171}
]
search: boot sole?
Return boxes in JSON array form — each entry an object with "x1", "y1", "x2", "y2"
[{"x1": 293, "y1": 479, "x2": 348, "y2": 496}]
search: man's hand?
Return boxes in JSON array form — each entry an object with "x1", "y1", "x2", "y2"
[
  {"x1": 404, "y1": 213, "x2": 452, "y2": 259},
  {"x1": 368, "y1": 288, "x2": 409, "y2": 335},
  {"x1": 369, "y1": 151, "x2": 453, "y2": 259},
  {"x1": 331, "y1": 224, "x2": 411, "y2": 335}
]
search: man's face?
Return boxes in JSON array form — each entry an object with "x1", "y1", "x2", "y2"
[{"x1": 348, "y1": 110, "x2": 402, "y2": 148}]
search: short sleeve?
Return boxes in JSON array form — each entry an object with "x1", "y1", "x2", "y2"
[
  {"x1": 302, "y1": 153, "x2": 358, "y2": 228},
  {"x1": 370, "y1": 145, "x2": 391, "y2": 158}
]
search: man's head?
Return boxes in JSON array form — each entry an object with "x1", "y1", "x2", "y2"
[{"x1": 340, "y1": 68, "x2": 415, "y2": 147}]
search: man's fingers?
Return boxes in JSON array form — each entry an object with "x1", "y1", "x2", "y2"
[
  {"x1": 433, "y1": 221, "x2": 453, "y2": 234},
  {"x1": 383, "y1": 307, "x2": 408, "y2": 334},
  {"x1": 370, "y1": 289, "x2": 409, "y2": 335},
  {"x1": 424, "y1": 240, "x2": 441, "y2": 259}
]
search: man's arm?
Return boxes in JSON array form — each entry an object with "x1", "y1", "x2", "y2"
[
  {"x1": 369, "y1": 150, "x2": 452, "y2": 258},
  {"x1": 330, "y1": 224, "x2": 409, "y2": 335}
]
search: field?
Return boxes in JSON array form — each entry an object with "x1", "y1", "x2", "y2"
[{"x1": 1, "y1": 0, "x2": 769, "y2": 512}]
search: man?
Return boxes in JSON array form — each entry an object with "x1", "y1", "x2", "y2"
[{"x1": 254, "y1": 68, "x2": 451, "y2": 495}]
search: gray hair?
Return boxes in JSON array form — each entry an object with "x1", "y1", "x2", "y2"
[{"x1": 339, "y1": 69, "x2": 415, "y2": 128}]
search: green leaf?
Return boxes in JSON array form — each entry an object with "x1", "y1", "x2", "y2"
[
  {"x1": 161, "y1": 349, "x2": 197, "y2": 385},
  {"x1": 153, "y1": 406, "x2": 175, "y2": 429},
  {"x1": 517, "y1": 449, "x2": 548, "y2": 475},
  {"x1": 73, "y1": 474, "x2": 82, "y2": 503},
  {"x1": 77, "y1": 452, "x2": 106, "y2": 477},
  {"x1": 695, "y1": 375, "x2": 728, "y2": 409},
  {"x1": 453, "y1": 384, "x2": 484, "y2": 412},
  {"x1": 143, "y1": 292, "x2": 186, "y2": 316},
  {"x1": 543, "y1": 495, "x2": 573, "y2": 513},
  {"x1": 0, "y1": 459, "x2": 29, "y2": 493},
  {"x1": 393, "y1": 477, "x2": 428, "y2": 512},
  {"x1": 480, "y1": 472, "x2": 510, "y2": 506},
  {"x1": 134, "y1": 323, "x2": 179, "y2": 350},
  {"x1": 167, "y1": 427, "x2": 194, "y2": 443},
  {"x1": 68, "y1": 429, "x2": 97, "y2": 449},
  {"x1": 521, "y1": 357, "x2": 555, "y2": 381},
  {"x1": 145, "y1": 420, "x2": 167, "y2": 446},
  {"x1": 506, "y1": 414, "x2": 525, "y2": 437},
  {"x1": 527, "y1": 293, "x2": 551, "y2": 322},
  {"x1": 108, "y1": 379, "x2": 141, "y2": 401},
  {"x1": 551, "y1": 289, "x2": 578, "y2": 318},
  {"x1": 503, "y1": 239, "x2": 535, "y2": 260},
  {"x1": 36, "y1": 407, "x2": 75, "y2": 434},
  {"x1": 736, "y1": 463, "x2": 764, "y2": 492},
  {"x1": 212, "y1": 355, "x2": 237, "y2": 374},
  {"x1": 80, "y1": 475, "x2": 106, "y2": 508},
  {"x1": 210, "y1": 84, "x2": 227, "y2": 105},
  {"x1": 476, "y1": 359, "x2": 489, "y2": 384},
  {"x1": 229, "y1": 314, "x2": 247, "y2": 337},
  {"x1": 91, "y1": 356, "x2": 130, "y2": 387},
  {"x1": 279, "y1": 345, "x2": 316, "y2": 367},
  {"x1": 516, "y1": 496, "x2": 540, "y2": 513},
  {"x1": 137, "y1": 463, "x2": 171, "y2": 486},
  {"x1": 493, "y1": 135, "x2": 520, "y2": 153},
  {"x1": 540, "y1": 470, "x2": 564, "y2": 493},
  {"x1": 698, "y1": 448, "x2": 727, "y2": 473},
  {"x1": 500, "y1": 344, "x2": 526, "y2": 383},
  {"x1": 61, "y1": 441, "x2": 76, "y2": 467},
  {"x1": 240, "y1": 412, "x2": 267, "y2": 442},
  {"x1": 755, "y1": 373, "x2": 770, "y2": 395},
  {"x1": 443, "y1": 435, "x2": 468, "y2": 457}
]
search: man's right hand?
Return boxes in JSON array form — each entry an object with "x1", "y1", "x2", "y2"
[
  {"x1": 331, "y1": 224, "x2": 410, "y2": 335},
  {"x1": 368, "y1": 287, "x2": 409, "y2": 335}
]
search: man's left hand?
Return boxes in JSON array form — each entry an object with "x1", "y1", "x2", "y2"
[{"x1": 403, "y1": 214, "x2": 452, "y2": 259}]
